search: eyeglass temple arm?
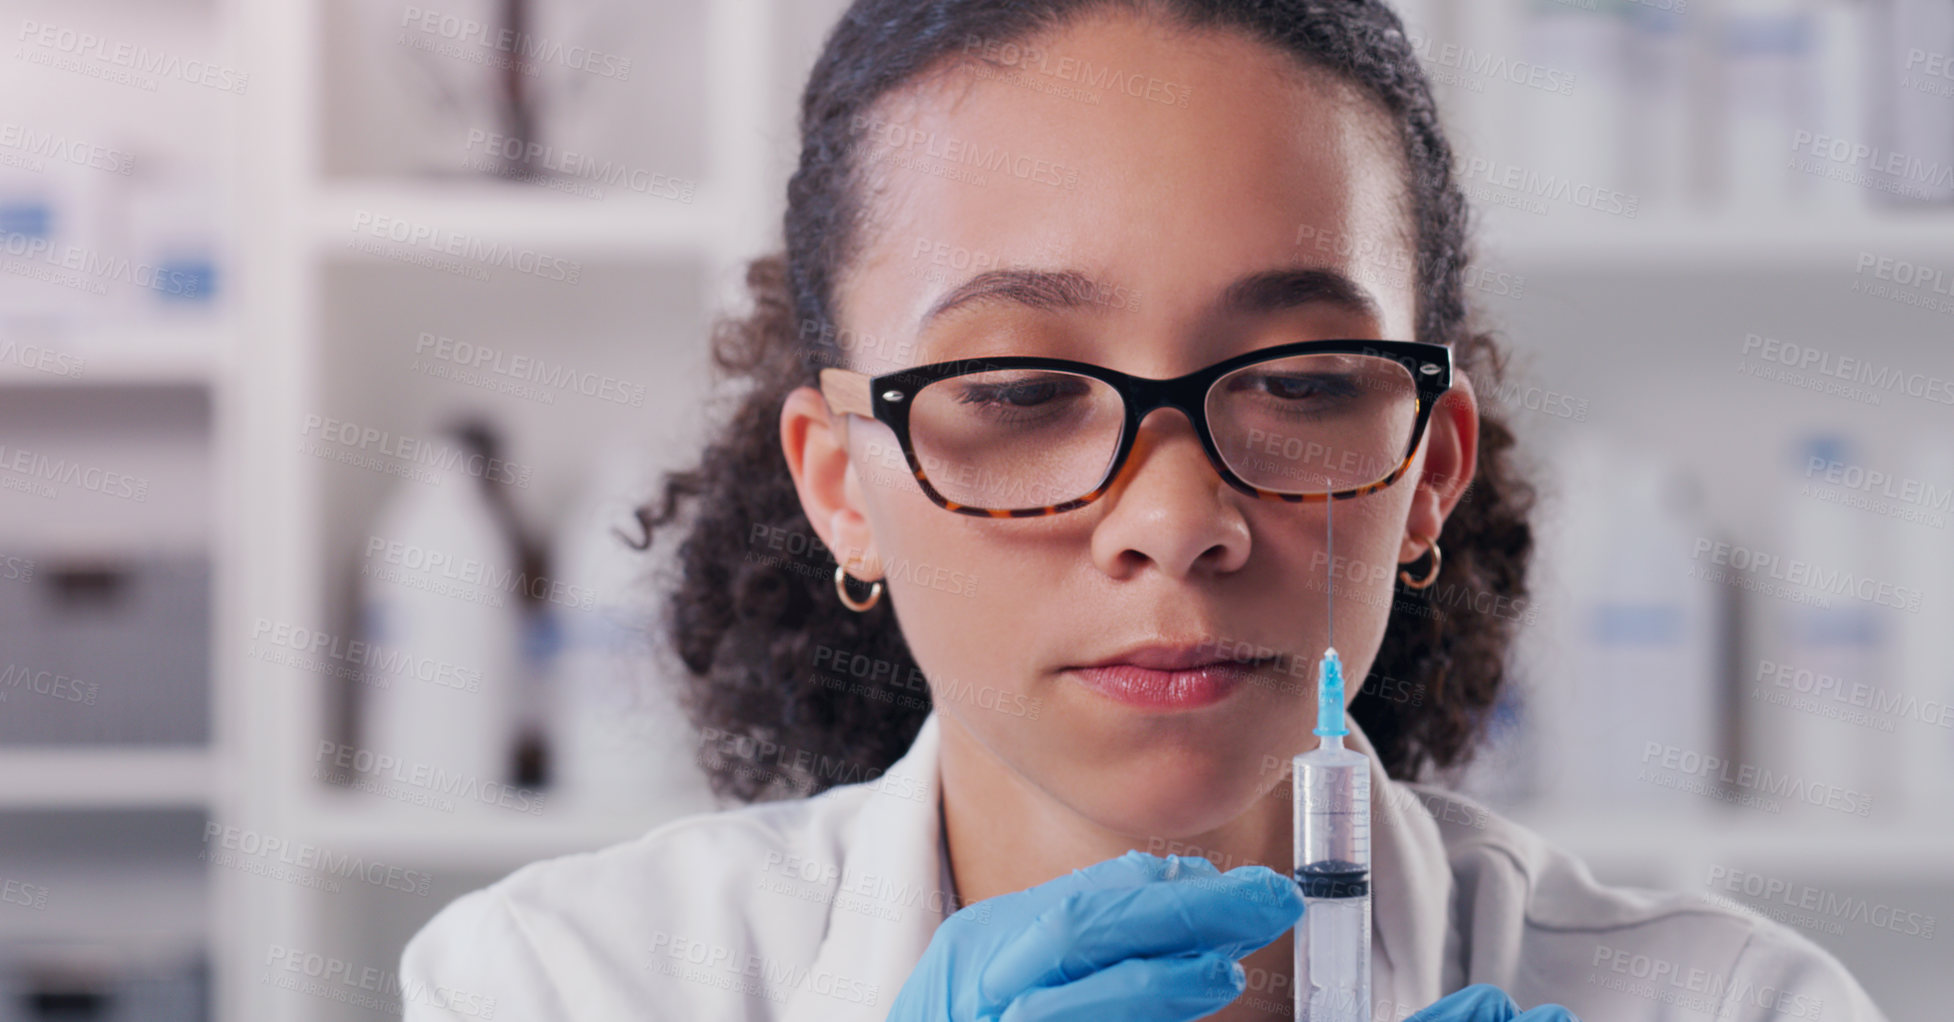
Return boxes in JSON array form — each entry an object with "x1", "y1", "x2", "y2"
[{"x1": 818, "y1": 368, "x2": 876, "y2": 418}]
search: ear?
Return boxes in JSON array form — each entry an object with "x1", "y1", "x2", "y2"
[
  {"x1": 780, "y1": 385, "x2": 884, "y2": 579},
  {"x1": 1400, "y1": 372, "x2": 1479, "y2": 566}
]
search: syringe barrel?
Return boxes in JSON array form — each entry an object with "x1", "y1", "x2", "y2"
[
  {"x1": 1293, "y1": 744, "x2": 1371, "y2": 880},
  {"x1": 1293, "y1": 742, "x2": 1371, "y2": 1022}
]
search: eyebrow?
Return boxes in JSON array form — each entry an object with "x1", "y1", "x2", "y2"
[{"x1": 917, "y1": 265, "x2": 1383, "y2": 331}]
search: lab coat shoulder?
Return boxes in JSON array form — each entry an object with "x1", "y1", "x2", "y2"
[
  {"x1": 400, "y1": 783, "x2": 876, "y2": 1022},
  {"x1": 1401, "y1": 782, "x2": 1888, "y2": 1022}
]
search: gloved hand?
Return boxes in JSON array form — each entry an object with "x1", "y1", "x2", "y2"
[
  {"x1": 1407, "y1": 984, "x2": 1581, "y2": 1021},
  {"x1": 886, "y1": 849, "x2": 1303, "y2": 1022}
]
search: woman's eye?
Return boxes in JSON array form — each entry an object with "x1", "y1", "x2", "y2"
[
  {"x1": 1239, "y1": 372, "x2": 1358, "y2": 402},
  {"x1": 956, "y1": 375, "x2": 1089, "y2": 408}
]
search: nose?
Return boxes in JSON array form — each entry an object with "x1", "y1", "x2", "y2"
[{"x1": 1088, "y1": 406, "x2": 1252, "y2": 580}]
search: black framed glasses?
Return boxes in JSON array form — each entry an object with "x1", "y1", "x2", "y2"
[{"x1": 818, "y1": 339, "x2": 1453, "y2": 518}]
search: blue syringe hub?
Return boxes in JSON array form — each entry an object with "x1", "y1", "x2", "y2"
[{"x1": 1313, "y1": 647, "x2": 1347, "y2": 738}]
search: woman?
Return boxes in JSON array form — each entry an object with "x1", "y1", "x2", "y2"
[{"x1": 402, "y1": 1, "x2": 1888, "y2": 1019}]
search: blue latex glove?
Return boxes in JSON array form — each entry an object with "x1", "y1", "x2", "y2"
[
  {"x1": 1407, "y1": 984, "x2": 1581, "y2": 1021},
  {"x1": 886, "y1": 849, "x2": 1303, "y2": 1022}
]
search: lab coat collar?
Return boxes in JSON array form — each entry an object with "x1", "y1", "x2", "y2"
[
  {"x1": 777, "y1": 710, "x2": 1451, "y2": 1022},
  {"x1": 1345, "y1": 716, "x2": 1452, "y2": 1017},
  {"x1": 778, "y1": 712, "x2": 951, "y2": 1022}
]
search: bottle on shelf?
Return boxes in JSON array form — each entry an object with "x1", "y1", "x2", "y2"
[
  {"x1": 1746, "y1": 434, "x2": 1891, "y2": 807},
  {"x1": 1524, "y1": 429, "x2": 1725, "y2": 810},
  {"x1": 1805, "y1": 0, "x2": 1877, "y2": 213},
  {"x1": 1623, "y1": 0, "x2": 1700, "y2": 211},
  {"x1": 1876, "y1": 0, "x2": 1954, "y2": 204},
  {"x1": 1890, "y1": 437, "x2": 1954, "y2": 815},
  {"x1": 1714, "y1": 0, "x2": 1816, "y2": 210},
  {"x1": 356, "y1": 418, "x2": 528, "y2": 804},
  {"x1": 1518, "y1": 0, "x2": 1631, "y2": 204}
]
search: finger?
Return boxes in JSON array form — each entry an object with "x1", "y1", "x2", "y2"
[
  {"x1": 1514, "y1": 1005, "x2": 1581, "y2": 1022},
  {"x1": 1405, "y1": 984, "x2": 1520, "y2": 1022},
  {"x1": 1024, "y1": 850, "x2": 1219, "y2": 898},
  {"x1": 992, "y1": 953, "x2": 1245, "y2": 1022},
  {"x1": 979, "y1": 865, "x2": 1301, "y2": 1000},
  {"x1": 968, "y1": 851, "x2": 1221, "y2": 929}
]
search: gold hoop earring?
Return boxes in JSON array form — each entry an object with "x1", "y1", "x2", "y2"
[
  {"x1": 1399, "y1": 535, "x2": 1441, "y2": 590},
  {"x1": 834, "y1": 565, "x2": 884, "y2": 612}
]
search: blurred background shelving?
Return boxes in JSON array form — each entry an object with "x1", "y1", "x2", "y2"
[{"x1": 1, "y1": 0, "x2": 1949, "y2": 1020}]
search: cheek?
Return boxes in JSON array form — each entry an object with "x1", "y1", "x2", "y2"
[
  {"x1": 1266, "y1": 495, "x2": 1409, "y2": 598},
  {"x1": 866, "y1": 498, "x2": 1024, "y2": 701}
]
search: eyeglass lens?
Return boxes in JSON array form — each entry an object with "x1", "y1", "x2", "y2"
[{"x1": 904, "y1": 353, "x2": 1420, "y2": 512}]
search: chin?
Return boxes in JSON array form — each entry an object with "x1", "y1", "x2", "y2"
[{"x1": 1074, "y1": 741, "x2": 1270, "y2": 843}]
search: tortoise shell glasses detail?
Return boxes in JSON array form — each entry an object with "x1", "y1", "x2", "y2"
[{"x1": 817, "y1": 339, "x2": 1454, "y2": 518}]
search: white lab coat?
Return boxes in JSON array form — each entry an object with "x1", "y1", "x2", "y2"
[{"x1": 400, "y1": 712, "x2": 1889, "y2": 1021}]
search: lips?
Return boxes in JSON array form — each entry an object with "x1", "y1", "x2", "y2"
[{"x1": 1067, "y1": 641, "x2": 1277, "y2": 710}]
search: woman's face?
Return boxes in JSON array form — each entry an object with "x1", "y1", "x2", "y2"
[{"x1": 783, "y1": 12, "x2": 1477, "y2": 840}]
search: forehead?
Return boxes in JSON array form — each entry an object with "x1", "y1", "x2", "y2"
[{"x1": 833, "y1": 12, "x2": 1415, "y2": 370}]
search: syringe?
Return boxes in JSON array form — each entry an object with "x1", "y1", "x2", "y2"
[{"x1": 1293, "y1": 645, "x2": 1371, "y2": 1022}]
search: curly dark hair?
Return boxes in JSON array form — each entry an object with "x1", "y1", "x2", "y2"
[{"x1": 631, "y1": 0, "x2": 1536, "y2": 801}]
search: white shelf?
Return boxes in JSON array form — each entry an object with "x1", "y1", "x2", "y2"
[
  {"x1": 0, "y1": 350, "x2": 217, "y2": 389},
  {"x1": 309, "y1": 180, "x2": 724, "y2": 261},
  {"x1": 0, "y1": 747, "x2": 211, "y2": 810},
  {"x1": 1510, "y1": 803, "x2": 1954, "y2": 877},
  {"x1": 0, "y1": 322, "x2": 225, "y2": 389},
  {"x1": 1481, "y1": 206, "x2": 1954, "y2": 270},
  {"x1": 295, "y1": 793, "x2": 712, "y2": 870}
]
